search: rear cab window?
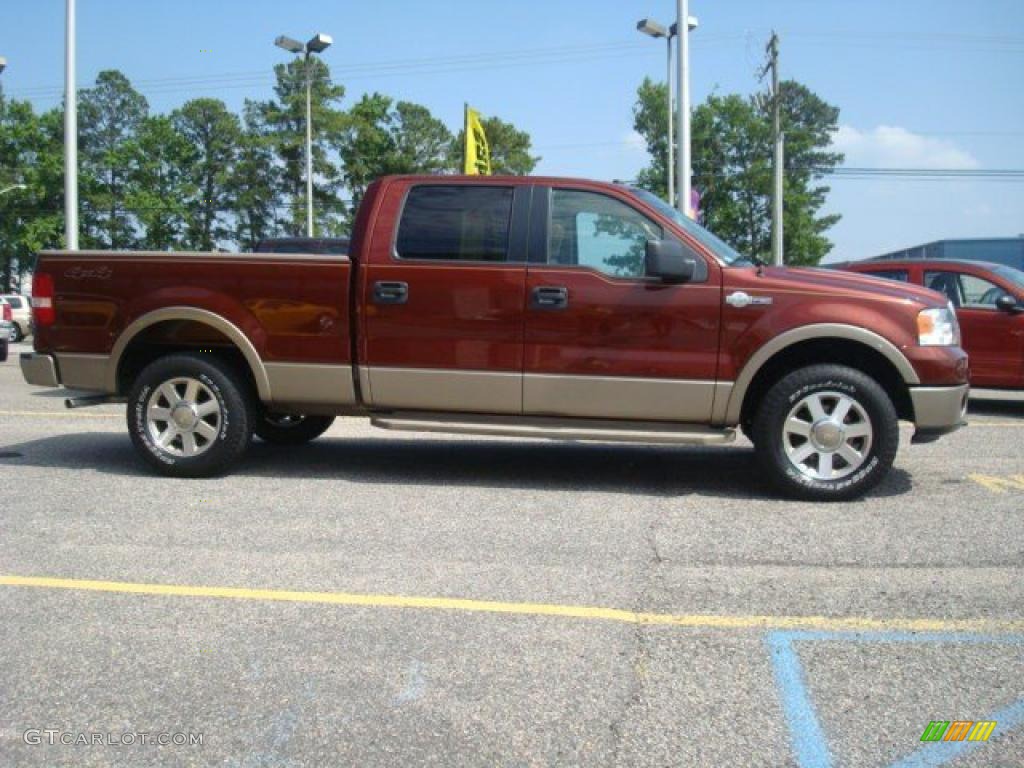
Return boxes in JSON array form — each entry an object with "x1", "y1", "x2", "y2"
[{"x1": 396, "y1": 185, "x2": 514, "y2": 263}]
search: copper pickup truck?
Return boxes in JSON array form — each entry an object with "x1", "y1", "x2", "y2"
[{"x1": 21, "y1": 176, "x2": 969, "y2": 499}]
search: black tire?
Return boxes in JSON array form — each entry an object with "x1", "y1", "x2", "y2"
[
  {"x1": 0, "y1": 338, "x2": 7, "y2": 363},
  {"x1": 751, "y1": 364, "x2": 899, "y2": 501},
  {"x1": 253, "y1": 413, "x2": 335, "y2": 445},
  {"x1": 127, "y1": 353, "x2": 253, "y2": 478},
  {"x1": 11, "y1": 324, "x2": 23, "y2": 342}
]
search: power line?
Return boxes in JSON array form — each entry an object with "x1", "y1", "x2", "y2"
[{"x1": 7, "y1": 37, "x2": 747, "y2": 102}]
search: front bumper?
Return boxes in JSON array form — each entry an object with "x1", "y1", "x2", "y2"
[
  {"x1": 20, "y1": 352, "x2": 60, "y2": 387},
  {"x1": 910, "y1": 383, "x2": 969, "y2": 444}
]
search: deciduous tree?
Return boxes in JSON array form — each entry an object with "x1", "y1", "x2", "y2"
[{"x1": 633, "y1": 78, "x2": 843, "y2": 265}]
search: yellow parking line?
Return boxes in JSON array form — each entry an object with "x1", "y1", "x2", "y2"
[{"x1": 2, "y1": 575, "x2": 1021, "y2": 634}]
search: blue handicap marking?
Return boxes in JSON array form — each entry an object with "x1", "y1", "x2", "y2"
[{"x1": 766, "y1": 629, "x2": 1024, "y2": 768}]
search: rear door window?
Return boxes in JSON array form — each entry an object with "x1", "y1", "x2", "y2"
[{"x1": 396, "y1": 185, "x2": 514, "y2": 263}]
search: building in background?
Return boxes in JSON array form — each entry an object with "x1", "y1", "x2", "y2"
[{"x1": 868, "y1": 237, "x2": 1024, "y2": 270}]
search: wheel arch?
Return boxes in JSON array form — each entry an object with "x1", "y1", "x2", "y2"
[
  {"x1": 723, "y1": 324, "x2": 919, "y2": 426},
  {"x1": 108, "y1": 307, "x2": 272, "y2": 401}
]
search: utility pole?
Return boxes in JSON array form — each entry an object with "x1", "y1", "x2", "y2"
[
  {"x1": 765, "y1": 32, "x2": 784, "y2": 266},
  {"x1": 65, "y1": 0, "x2": 79, "y2": 250}
]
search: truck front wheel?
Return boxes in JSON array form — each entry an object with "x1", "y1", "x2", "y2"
[
  {"x1": 254, "y1": 413, "x2": 335, "y2": 445},
  {"x1": 751, "y1": 364, "x2": 899, "y2": 501},
  {"x1": 127, "y1": 353, "x2": 253, "y2": 478}
]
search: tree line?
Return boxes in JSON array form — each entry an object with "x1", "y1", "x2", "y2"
[
  {"x1": 0, "y1": 60, "x2": 540, "y2": 290},
  {"x1": 1, "y1": 57, "x2": 845, "y2": 291}
]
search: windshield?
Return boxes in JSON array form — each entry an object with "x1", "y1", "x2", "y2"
[
  {"x1": 628, "y1": 187, "x2": 753, "y2": 266},
  {"x1": 993, "y1": 265, "x2": 1024, "y2": 293}
]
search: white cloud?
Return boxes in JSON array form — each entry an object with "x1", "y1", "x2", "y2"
[{"x1": 831, "y1": 125, "x2": 979, "y2": 170}]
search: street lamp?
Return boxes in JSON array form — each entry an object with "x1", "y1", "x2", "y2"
[
  {"x1": 637, "y1": 19, "x2": 675, "y2": 206},
  {"x1": 275, "y1": 32, "x2": 333, "y2": 238},
  {"x1": 637, "y1": 15, "x2": 698, "y2": 210},
  {"x1": 0, "y1": 184, "x2": 28, "y2": 197}
]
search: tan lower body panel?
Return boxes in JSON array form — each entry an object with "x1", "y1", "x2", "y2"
[
  {"x1": 366, "y1": 367, "x2": 522, "y2": 414},
  {"x1": 265, "y1": 363, "x2": 357, "y2": 408},
  {"x1": 55, "y1": 354, "x2": 111, "y2": 392},
  {"x1": 524, "y1": 373, "x2": 718, "y2": 423},
  {"x1": 371, "y1": 412, "x2": 736, "y2": 446}
]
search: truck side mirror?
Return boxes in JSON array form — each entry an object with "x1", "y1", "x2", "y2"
[
  {"x1": 645, "y1": 239, "x2": 696, "y2": 284},
  {"x1": 996, "y1": 294, "x2": 1022, "y2": 314}
]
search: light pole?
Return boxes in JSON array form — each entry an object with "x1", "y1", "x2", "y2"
[
  {"x1": 676, "y1": 0, "x2": 700, "y2": 218},
  {"x1": 275, "y1": 32, "x2": 332, "y2": 238},
  {"x1": 65, "y1": 0, "x2": 79, "y2": 250},
  {"x1": 638, "y1": 13, "x2": 698, "y2": 214},
  {"x1": 636, "y1": 19, "x2": 675, "y2": 207},
  {"x1": 0, "y1": 184, "x2": 28, "y2": 197}
]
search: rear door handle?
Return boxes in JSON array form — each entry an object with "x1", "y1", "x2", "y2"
[
  {"x1": 531, "y1": 286, "x2": 569, "y2": 310},
  {"x1": 373, "y1": 281, "x2": 409, "y2": 305}
]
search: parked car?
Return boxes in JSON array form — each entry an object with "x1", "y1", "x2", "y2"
[
  {"x1": 20, "y1": 176, "x2": 969, "y2": 500},
  {"x1": 255, "y1": 237, "x2": 350, "y2": 256},
  {"x1": 0, "y1": 299, "x2": 11, "y2": 361},
  {"x1": 840, "y1": 259, "x2": 1024, "y2": 390},
  {"x1": 1, "y1": 294, "x2": 32, "y2": 341}
]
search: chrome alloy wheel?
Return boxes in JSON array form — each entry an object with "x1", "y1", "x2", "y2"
[
  {"x1": 782, "y1": 391, "x2": 873, "y2": 481},
  {"x1": 145, "y1": 377, "x2": 222, "y2": 458}
]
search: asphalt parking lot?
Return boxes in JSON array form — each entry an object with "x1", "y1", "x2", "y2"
[{"x1": 1, "y1": 339, "x2": 1022, "y2": 767}]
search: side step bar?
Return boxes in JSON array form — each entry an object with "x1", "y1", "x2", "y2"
[{"x1": 370, "y1": 412, "x2": 736, "y2": 446}]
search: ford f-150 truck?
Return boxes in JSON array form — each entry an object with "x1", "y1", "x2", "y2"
[{"x1": 20, "y1": 176, "x2": 969, "y2": 500}]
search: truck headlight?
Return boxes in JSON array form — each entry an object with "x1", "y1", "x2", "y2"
[{"x1": 917, "y1": 303, "x2": 960, "y2": 347}]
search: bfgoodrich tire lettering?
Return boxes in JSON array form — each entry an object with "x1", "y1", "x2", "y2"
[
  {"x1": 127, "y1": 353, "x2": 253, "y2": 478},
  {"x1": 751, "y1": 364, "x2": 899, "y2": 501}
]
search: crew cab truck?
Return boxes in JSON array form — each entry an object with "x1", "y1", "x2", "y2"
[{"x1": 21, "y1": 176, "x2": 969, "y2": 500}]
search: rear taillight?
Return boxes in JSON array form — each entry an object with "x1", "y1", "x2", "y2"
[
  {"x1": 32, "y1": 272, "x2": 55, "y2": 326},
  {"x1": 2, "y1": 303, "x2": 11, "y2": 322}
]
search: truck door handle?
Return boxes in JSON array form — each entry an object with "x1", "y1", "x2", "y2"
[
  {"x1": 373, "y1": 281, "x2": 409, "y2": 305},
  {"x1": 531, "y1": 286, "x2": 569, "y2": 310}
]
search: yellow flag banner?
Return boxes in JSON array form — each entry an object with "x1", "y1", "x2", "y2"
[{"x1": 464, "y1": 105, "x2": 492, "y2": 176}]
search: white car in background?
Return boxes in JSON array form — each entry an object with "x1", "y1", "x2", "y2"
[{"x1": 0, "y1": 295, "x2": 31, "y2": 341}]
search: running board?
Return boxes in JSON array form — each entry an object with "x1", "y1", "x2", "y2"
[{"x1": 370, "y1": 412, "x2": 736, "y2": 446}]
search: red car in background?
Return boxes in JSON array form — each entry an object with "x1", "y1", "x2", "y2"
[{"x1": 841, "y1": 259, "x2": 1024, "y2": 389}]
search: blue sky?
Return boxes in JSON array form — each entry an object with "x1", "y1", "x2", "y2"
[{"x1": 3, "y1": 0, "x2": 1022, "y2": 261}]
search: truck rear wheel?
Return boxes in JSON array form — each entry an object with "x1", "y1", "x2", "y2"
[
  {"x1": 751, "y1": 364, "x2": 899, "y2": 501},
  {"x1": 127, "y1": 353, "x2": 253, "y2": 478},
  {"x1": 254, "y1": 413, "x2": 335, "y2": 445}
]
